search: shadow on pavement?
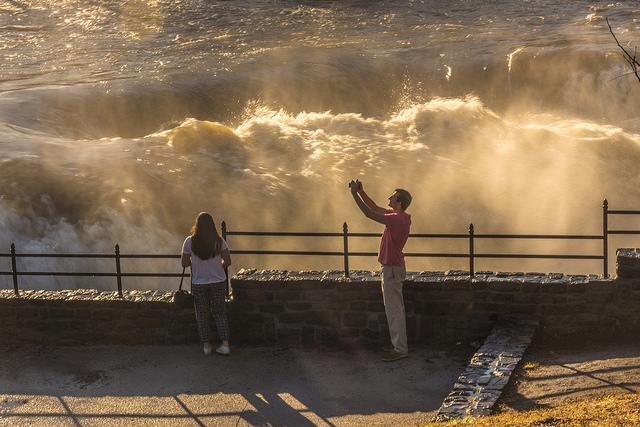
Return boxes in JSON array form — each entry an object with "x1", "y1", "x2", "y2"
[{"x1": 0, "y1": 343, "x2": 474, "y2": 426}]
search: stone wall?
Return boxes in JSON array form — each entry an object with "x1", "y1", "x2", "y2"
[
  {"x1": 0, "y1": 290, "x2": 200, "y2": 345},
  {"x1": 230, "y1": 269, "x2": 633, "y2": 345},
  {"x1": 2, "y1": 249, "x2": 640, "y2": 346}
]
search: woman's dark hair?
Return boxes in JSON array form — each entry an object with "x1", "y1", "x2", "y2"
[{"x1": 190, "y1": 212, "x2": 222, "y2": 260}]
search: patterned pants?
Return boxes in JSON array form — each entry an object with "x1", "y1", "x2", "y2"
[{"x1": 192, "y1": 281, "x2": 230, "y2": 343}]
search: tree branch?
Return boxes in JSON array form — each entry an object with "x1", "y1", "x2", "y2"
[{"x1": 607, "y1": 17, "x2": 640, "y2": 83}]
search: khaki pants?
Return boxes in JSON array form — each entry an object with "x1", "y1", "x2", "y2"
[{"x1": 381, "y1": 265, "x2": 407, "y2": 354}]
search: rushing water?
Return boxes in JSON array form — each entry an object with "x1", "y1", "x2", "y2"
[{"x1": 2, "y1": 1, "x2": 640, "y2": 289}]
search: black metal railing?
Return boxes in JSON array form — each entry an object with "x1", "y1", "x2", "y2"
[
  {"x1": 222, "y1": 199, "x2": 634, "y2": 280},
  {"x1": 0, "y1": 245, "x2": 186, "y2": 298},
  {"x1": 3, "y1": 199, "x2": 640, "y2": 297},
  {"x1": 223, "y1": 224, "x2": 604, "y2": 278}
]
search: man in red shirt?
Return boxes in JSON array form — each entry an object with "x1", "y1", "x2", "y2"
[{"x1": 349, "y1": 180, "x2": 412, "y2": 361}]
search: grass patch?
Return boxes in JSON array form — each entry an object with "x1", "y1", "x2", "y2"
[{"x1": 425, "y1": 394, "x2": 640, "y2": 426}]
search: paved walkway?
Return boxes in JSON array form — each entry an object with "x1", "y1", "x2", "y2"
[
  {"x1": 0, "y1": 344, "x2": 472, "y2": 426},
  {"x1": 500, "y1": 340, "x2": 640, "y2": 412}
]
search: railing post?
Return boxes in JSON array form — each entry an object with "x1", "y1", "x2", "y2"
[
  {"x1": 10, "y1": 243, "x2": 18, "y2": 296},
  {"x1": 221, "y1": 221, "x2": 230, "y2": 297},
  {"x1": 469, "y1": 223, "x2": 475, "y2": 278},
  {"x1": 603, "y1": 199, "x2": 608, "y2": 278},
  {"x1": 343, "y1": 222, "x2": 349, "y2": 278},
  {"x1": 115, "y1": 244, "x2": 123, "y2": 298}
]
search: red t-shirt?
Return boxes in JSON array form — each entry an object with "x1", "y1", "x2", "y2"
[{"x1": 378, "y1": 210, "x2": 411, "y2": 266}]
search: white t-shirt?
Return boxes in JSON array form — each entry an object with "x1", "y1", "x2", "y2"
[{"x1": 182, "y1": 236, "x2": 229, "y2": 285}]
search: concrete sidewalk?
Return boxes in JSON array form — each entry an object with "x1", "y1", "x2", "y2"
[
  {"x1": 0, "y1": 344, "x2": 471, "y2": 426},
  {"x1": 500, "y1": 340, "x2": 640, "y2": 412}
]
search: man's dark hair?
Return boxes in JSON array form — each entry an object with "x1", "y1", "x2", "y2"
[{"x1": 395, "y1": 189, "x2": 412, "y2": 211}]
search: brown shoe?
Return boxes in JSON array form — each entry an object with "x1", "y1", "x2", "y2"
[
  {"x1": 382, "y1": 345, "x2": 394, "y2": 352},
  {"x1": 382, "y1": 350, "x2": 408, "y2": 362}
]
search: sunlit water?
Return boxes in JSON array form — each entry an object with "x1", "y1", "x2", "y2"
[{"x1": 2, "y1": 1, "x2": 640, "y2": 289}]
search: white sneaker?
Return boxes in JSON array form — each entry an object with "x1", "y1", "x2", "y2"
[
  {"x1": 216, "y1": 344, "x2": 230, "y2": 356},
  {"x1": 203, "y1": 342, "x2": 213, "y2": 355}
]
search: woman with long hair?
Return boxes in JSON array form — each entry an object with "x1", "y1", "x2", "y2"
[{"x1": 181, "y1": 212, "x2": 232, "y2": 355}]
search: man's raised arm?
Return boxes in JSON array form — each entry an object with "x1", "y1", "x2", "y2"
[
  {"x1": 356, "y1": 180, "x2": 387, "y2": 216},
  {"x1": 350, "y1": 180, "x2": 386, "y2": 224}
]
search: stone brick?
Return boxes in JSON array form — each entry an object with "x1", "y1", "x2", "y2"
[
  {"x1": 377, "y1": 314, "x2": 388, "y2": 326},
  {"x1": 338, "y1": 328, "x2": 361, "y2": 338},
  {"x1": 334, "y1": 290, "x2": 364, "y2": 301},
  {"x1": 286, "y1": 302, "x2": 312, "y2": 311},
  {"x1": 586, "y1": 292, "x2": 614, "y2": 304},
  {"x1": 255, "y1": 281, "x2": 287, "y2": 291},
  {"x1": 91, "y1": 309, "x2": 120, "y2": 321},
  {"x1": 303, "y1": 291, "x2": 333, "y2": 301},
  {"x1": 491, "y1": 293, "x2": 516, "y2": 303},
  {"x1": 47, "y1": 307, "x2": 76, "y2": 318},
  {"x1": 301, "y1": 326, "x2": 315, "y2": 344},
  {"x1": 316, "y1": 328, "x2": 339, "y2": 342},
  {"x1": 310, "y1": 301, "x2": 350, "y2": 312},
  {"x1": 264, "y1": 292, "x2": 275, "y2": 302},
  {"x1": 137, "y1": 317, "x2": 164, "y2": 328},
  {"x1": 229, "y1": 301, "x2": 259, "y2": 313},
  {"x1": 617, "y1": 281, "x2": 632, "y2": 293},
  {"x1": 471, "y1": 281, "x2": 490, "y2": 290},
  {"x1": 521, "y1": 281, "x2": 541, "y2": 292},
  {"x1": 507, "y1": 304, "x2": 537, "y2": 314},
  {"x1": 472, "y1": 290, "x2": 492, "y2": 301},
  {"x1": 443, "y1": 279, "x2": 471, "y2": 291},
  {"x1": 0, "y1": 306, "x2": 15, "y2": 318},
  {"x1": 414, "y1": 281, "x2": 443, "y2": 291},
  {"x1": 406, "y1": 316, "x2": 417, "y2": 339},
  {"x1": 486, "y1": 280, "x2": 521, "y2": 291},
  {"x1": 233, "y1": 289, "x2": 267, "y2": 302},
  {"x1": 277, "y1": 327, "x2": 300, "y2": 342},
  {"x1": 567, "y1": 282, "x2": 586, "y2": 293},
  {"x1": 367, "y1": 302, "x2": 385, "y2": 312},
  {"x1": 350, "y1": 301, "x2": 367, "y2": 311},
  {"x1": 276, "y1": 290, "x2": 303, "y2": 301},
  {"x1": 39, "y1": 320, "x2": 74, "y2": 332},
  {"x1": 13, "y1": 306, "x2": 39, "y2": 318},
  {"x1": 304, "y1": 311, "x2": 339, "y2": 327},
  {"x1": 232, "y1": 290, "x2": 249, "y2": 301},
  {"x1": 23, "y1": 299, "x2": 48, "y2": 306},
  {"x1": 450, "y1": 301, "x2": 473, "y2": 313},
  {"x1": 258, "y1": 303, "x2": 285, "y2": 314},
  {"x1": 361, "y1": 328, "x2": 379, "y2": 340},
  {"x1": 586, "y1": 280, "x2": 614, "y2": 292},
  {"x1": 361, "y1": 289, "x2": 383, "y2": 301},
  {"x1": 278, "y1": 312, "x2": 304, "y2": 324},
  {"x1": 0, "y1": 318, "x2": 22, "y2": 329},
  {"x1": 342, "y1": 312, "x2": 367, "y2": 328},
  {"x1": 541, "y1": 282, "x2": 567, "y2": 293},
  {"x1": 263, "y1": 319, "x2": 276, "y2": 341},
  {"x1": 336, "y1": 282, "x2": 365, "y2": 291},
  {"x1": 421, "y1": 302, "x2": 450, "y2": 316},
  {"x1": 281, "y1": 280, "x2": 326, "y2": 291},
  {"x1": 232, "y1": 322, "x2": 265, "y2": 343},
  {"x1": 563, "y1": 303, "x2": 588, "y2": 314},
  {"x1": 474, "y1": 302, "x2": 507, "y2": 313}
]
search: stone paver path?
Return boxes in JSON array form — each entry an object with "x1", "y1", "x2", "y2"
[{"x1": 0, "y1": 344, "x2": 472, "y2": 426}]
